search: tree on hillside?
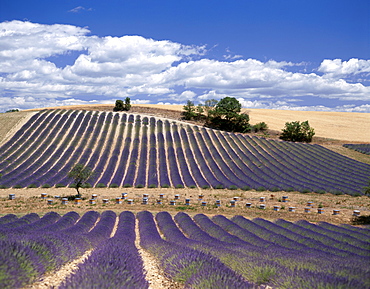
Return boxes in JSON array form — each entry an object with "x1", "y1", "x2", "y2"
[
  {"x1": 182, "y1": 100, "x2": 197, "y2": 120},
  {"x1": 114, "y1": 100, "x2": 124, "y2": 111},
  {"x1": 195, "y1": 104, "x2": 204, "y2": 120},
  {"x1": 68, "y1": 163, "x2": 95, "y2": 198},
  {"x1": 207, "y1": 97, "x2": 251, "y2": 133},
  {"x1": 181, "y1": 97, "x2": 251, "y2": 133},
  {"x1": 114, "y1": 97, "x2": 131, "y2": 111},
  {"x1": 213, "y1": 97, "x2": 241, "y2": 121},
  {"x1": 253, "y1": 122, "x2": 268, "y2": 132},
  {"x1": 6, "y1": 109, "x2": 19, "y2": 113},
  {"x1": 124, "y1": 97, "x2": 132, "y2": 111},
  {"x1": 203, "y1": 99, "x2": 218, "y2": 120},
  {"x1": 280, "y1": 120, "x2": 315, "y2": 142}
]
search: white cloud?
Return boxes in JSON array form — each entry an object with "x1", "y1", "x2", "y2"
[
  {"x1": 0, "y1": 21, "x2": 91, "y2": 64},
  {"x1": 66, "y1": 35, "x2": 189, "y2": 77},
  {"x1": 0, "y1": 20, "x2": 369, "y2": 112},
  {"x1": 0, "y1": 96, "x2": 112, "y2": 112},
  {"x1": 168, "y1": 90, "x2": 196, "y2": 101},
  {"x1": 158, "y1": 59, "x2": 370, "y2": 100},
  {"x1": 68, "y1": 6, "x2": 93, "y2": 13},
  {"x1": 130, "y1": 99, "x2": 151, "y2": 104},
  {"x1": 318, "y1": 58, "x2": 370, "y2": 78},
  {"x1": 238, "y1": 99, "x2": 370, "y2": 113}
]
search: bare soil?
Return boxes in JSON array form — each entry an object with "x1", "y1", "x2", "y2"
[
  {"x1": 1, "y1": 187, "x2": 369, "y2": 225},
  {"x1": 135, "y1": 221, "x2": 183, "y2": 289},
  {"x1": 24, "y1": 249, "x2": 94, "y2": 289}
]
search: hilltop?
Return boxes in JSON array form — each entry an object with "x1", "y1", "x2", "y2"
[
  {"x1": 23, "y1": 103, "x2": 370, "y2": 142},
  {"x1": 2, "y1": 104, "x2": 369, "y2": 164}
]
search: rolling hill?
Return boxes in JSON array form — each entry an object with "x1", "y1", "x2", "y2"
[{"x1": 0, "y1": 108, "x2": 369, "y2": 195}]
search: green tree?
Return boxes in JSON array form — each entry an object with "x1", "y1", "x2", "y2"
[
  {"x1": 207, "y1": 97, "x2": 251, "y2": 133},
  {"x1": 232, "y1": 113, "x2": 251, "y2": 133},
  {"x1": 182, "y1": 100, "x2": 197, "y2": 120},
  {"x1": 114, "y1": 97, "x2": 131, "y2": 111},
  {"x1": 124, "y1": 97, "x2": 131, "y2": 111},
  {"x1": 203, "y1": 99, "x2": 218, "y2": 120},
  {"x1": 113, "y1": 100, "x2": 124, "y2": 111},
  {"x1": 214, "y1": 97, "x2": 241, "y2": 121},
  {"x1": 195, "y1": 104, "x2": 204, "y2": 120},
  {"x1": 280, "y1": 120, "x2": 315, "y2": 142},
  {"x1": 6, "y1": 109, "x2": 19, "y2": 113},
  {"x1": 67, "y1": 163, "x2": 95, "y2": 197},
  {"x1": 253, "y1": 122, "x2": 268, "y2": 132}
]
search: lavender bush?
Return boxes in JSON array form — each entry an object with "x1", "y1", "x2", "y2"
[{"x1": 60, "y1": 211, "x2": 148, "y2": 289}]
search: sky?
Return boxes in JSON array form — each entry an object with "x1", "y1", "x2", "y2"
[{"x1": 0, "y1": 0, "x2": 369, "y2": 112}]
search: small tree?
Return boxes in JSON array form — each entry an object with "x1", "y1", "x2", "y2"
[
  {"x1": 113, "y1": 100, "x2": 124, "y2": 111},
  {"x1": 232, "y1": 113, "x2": 251, "y2": 133},
  {"x1": 68, "y1": 163, "x2": 95, "y2": 197},
  {"x1": 253, "y1": 122, "x2": 268, "y2": 132},
  {"x1": 123, "y1": 97, "x2": 131, "y2": 111},
  {"x1": 280, "y1": 120, "x2": 315, "y2": 142},
  {"x1": 6, "y1": 109, "x2": 19, "y2": 113},
  {"x1": 183, "y1": 100, "x2": 197, "y2": 120},
  {"x1": 114, "y1": 97, "x2": 131, "y2": 111},
  {"x1": 195, "y1": 104, "x2": 204, "y2": 120},
  {"x1": 203, "y1": 99, "x2": 218, "y2": 120},
  {"x1": 214, "y1": 96, "x2": 241, "y2": 122},
  {"x1": 207, "y1": 97, "x2": 251, "y2": 132}
]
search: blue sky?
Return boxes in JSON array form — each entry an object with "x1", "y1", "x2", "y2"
[{"x1": 0, "y1": 0, "x2": 369, "y2": 112}]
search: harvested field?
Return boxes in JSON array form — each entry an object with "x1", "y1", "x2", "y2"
[
  {"x1": 0, "y1": 111, "x2": 35, "y2": 144},
  {"x1": 22, "y1": 103, "x2": 370, "y2": 142}
]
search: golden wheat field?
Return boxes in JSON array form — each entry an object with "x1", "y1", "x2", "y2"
[{"x1": 22, "y1": 103, "x2": 370, "y2": 142}]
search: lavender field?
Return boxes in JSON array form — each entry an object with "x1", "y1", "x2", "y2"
[
  {"x1": 0, "y1": 109, "x2": 369, "y2": 195},
  {"x1": 0, "y1": 211, "x2": 369, "y2": 289},
  {"x1": 343, "y1": 144, "x2": 370, "y2": 155}
]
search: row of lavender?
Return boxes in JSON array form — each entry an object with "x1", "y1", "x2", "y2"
[
  {"x1": 343, "y1": 143, "x2": 370, "y2": 155},
  {"x1": 0, "y1": 109, "x2": 369, "y2": 194},
  {"x1": 1, "y1": 211, "x2": 369, "y2": 288},
  {"x1": 0, "y1": 211, "x2": 148, "y2": 289},
  {"x1": 154, "y1": 211, "x2": 370, "y2": 288}
]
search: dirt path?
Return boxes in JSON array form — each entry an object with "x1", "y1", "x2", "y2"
[
  {"x1": 134, "y1": 220, "x2": 183, "y2": 289},
  {"x1": 26, "y1": 215, "x2": 182, "y2": 289},
  {"x1": 22, "y1": 214, "x2": 121, "y2": 289},
  {"x1": 24, "y1": 249, "x2": 93, "y2": 289}
]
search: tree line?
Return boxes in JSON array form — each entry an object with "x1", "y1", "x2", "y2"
[
  {"x1": 183, "y1": 97, "x2": 263, "y2": 134},
  {"x1": 183, "y1": 97, "x2": 315, "y2": 143},
  {"x1": 113, "y1": 96, "x2": 314, "y2": 143}
]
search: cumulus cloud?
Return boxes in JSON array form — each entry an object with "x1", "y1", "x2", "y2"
[
  {"x1": 157, "y1": 59, "x2": 370, "y2": 100},
  {"x1": 0, "y1": 20, "x2": 369, "y2": 112},
  {"x1": 168, "y1": 90, "x2": 197, "y2": 101},
  {"x1": 0, "y1": 21, "x2": 91, "y2": 63},
  {"x1": 318, "y1": 58, "x2": 370, "y2": 78}
]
